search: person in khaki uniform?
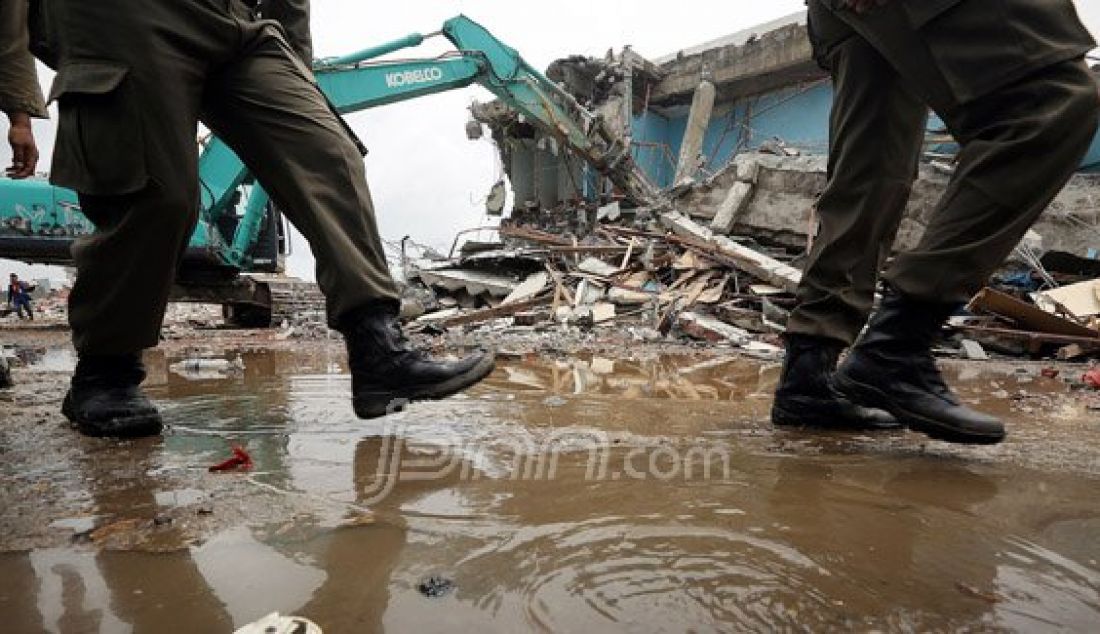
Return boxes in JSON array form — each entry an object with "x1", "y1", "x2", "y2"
[
  {"x1": 0, "y1": 0, "x2": 47, "y2": 179},
  {"x1": 14, "y1": 0, "x2": 494, "y2": 437},
  {"x1": 773, "y1": 0, "x2": 1099, "y2": 444}
]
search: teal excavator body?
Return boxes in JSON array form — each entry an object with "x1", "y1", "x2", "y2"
[{"x1": 0, "y1": 15, "x2": 656, "y2": 287}]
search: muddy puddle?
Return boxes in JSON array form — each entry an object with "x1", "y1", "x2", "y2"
[{"x1": 1, "y1": 348, "x2": 1099, "y2": 632}]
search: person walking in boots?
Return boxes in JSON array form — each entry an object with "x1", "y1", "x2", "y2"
[
  {"x1": 9, "y1": 0, "x2": 494, "y2": 437},
  {"x1": 773, "y1": 0, "x2": 1099, "y2": 444}
]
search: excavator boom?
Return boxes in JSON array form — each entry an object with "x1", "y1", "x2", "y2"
[{"x1": 0, "y1": 15, "x2": 659, "y2": 323}]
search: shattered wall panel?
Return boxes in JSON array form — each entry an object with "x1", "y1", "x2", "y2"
[{"x1": 676, "y1": 154, "x2": 1100, "y2": 259}]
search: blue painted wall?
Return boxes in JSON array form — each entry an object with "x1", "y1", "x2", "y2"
[
  {"x1": 632, "y1": 81, "x2": 1100, "y2": 186},
  {"x1": 1082, "y1": 128, "x2": 1100, "y2": 172}
]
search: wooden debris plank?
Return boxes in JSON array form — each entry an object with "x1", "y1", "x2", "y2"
[
  {"x1": 968, "y1": 288, "x2": 1099, "y2": 339},
  {"x1": 441, "y1": 295, "x2": 553, "y2": 327},
  {"x1": 953, "y1": 324, "x2": 1100, "y2": 347}
]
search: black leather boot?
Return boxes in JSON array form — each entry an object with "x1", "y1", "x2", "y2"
[
  {"x1": 772, "y1": 334, "x2": 899, "y2": 430},
  {"x1": 340, "y1": 304, "x2": 495, "y2": 419},
  {"x1": 62, "y1": 354, "x2": 164, "y2": 438},
  {"x1": 833, "y1": 291, "x2": 1006, "y2": 445}
]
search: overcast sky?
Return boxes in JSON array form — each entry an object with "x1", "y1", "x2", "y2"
[{"x1": 3, "y1": 0, "x2": 1099, "y2": 283}]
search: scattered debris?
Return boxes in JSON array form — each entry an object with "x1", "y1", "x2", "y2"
[
  {"x1": 417, "y1": 575, "x2": 456, "y2": 598},
  {"x1": 955, "y1": 582, "x2": 1000, "y2": 604},
  {"x1": 678, "y1": 311, "x2": 752, "y2": 345},
  {"x1": 960, "y1": 340, "x2": 990, "y2": 361},
  {"x1": 1033, "y1": 279, "x2": 1100, "y2": 320},
  {"x1": 961, "y1": 287, "x2": 1100, "y2": 357},
  {"x1": 208, "y1": 446, "x2": 254, "y2": 473},
  {"x1": 170, "y1": 354, "x2": 246, "y2": 380},
  {"x1": 1084, "y1": 367, "x2": 1100, "y2": 390}
]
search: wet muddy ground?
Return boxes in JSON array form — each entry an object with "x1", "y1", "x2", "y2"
[{"x1": 1, "y1": 326, "x2": 1099, "y2": 632}]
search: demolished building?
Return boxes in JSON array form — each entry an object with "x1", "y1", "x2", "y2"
[
  {"x1": 417, "y1": 11, "x2": 1098, "y2": 360},
  {"x1": 470, "y1": 10, "x2": 1100, "y2": 258}
]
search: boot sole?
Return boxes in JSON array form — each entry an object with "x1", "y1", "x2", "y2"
[
  {"x1": 62, "y1": 393, "x2": 164, "y2": 438},
  {"x1": 833, "y1": 373, "x2": 1005, "y2": 445},
  {"x1": 352, "y1": 354, "x2": 496, "y2": 419},
  {"x1": 770, "y1": 402, "x2": 901, "y2": 431}
]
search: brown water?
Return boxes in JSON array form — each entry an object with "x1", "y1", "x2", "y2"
[{"x1": 2, "y1": 350, "x2": 1099, "y2": 632}]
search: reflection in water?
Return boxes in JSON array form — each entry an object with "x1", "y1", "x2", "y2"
[{"x1": 1, "y1": 350, "x2": 1098, "y2": 632}]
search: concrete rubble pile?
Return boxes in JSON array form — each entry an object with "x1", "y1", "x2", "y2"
[
  {"x1": 427, "y1": 10, "x2": 1100, "y2": 365},
  {"x1": 401, "y1": 216, "x2": 806, "y2": 357}
]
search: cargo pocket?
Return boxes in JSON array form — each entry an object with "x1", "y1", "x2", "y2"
[
  {"x1": 901, "y1": 0, "x2": 1023, "y2": 105},
  {"x1": 48, "y1": 60, "x2": 148, "y2": 196}
]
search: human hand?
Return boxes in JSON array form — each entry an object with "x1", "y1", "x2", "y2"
[{"x1": 5, "y1": 112, "x2": 38, "y2": 179}]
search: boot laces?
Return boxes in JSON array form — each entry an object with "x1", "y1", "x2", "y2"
[
  {"x1": 382, "y1": 317, "x2": 432, "y2": 364},
  {"x1": 914, "y1": 353, "x2": 957, "y2": 402}
]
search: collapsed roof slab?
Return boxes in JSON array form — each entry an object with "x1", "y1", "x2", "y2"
[{"x1": 651, "y1": 15, "x2": 824, "y2": 108}]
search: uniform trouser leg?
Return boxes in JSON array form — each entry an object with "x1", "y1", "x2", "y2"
[
  {"x1": 787, "y1": 4, "x2": 927, "y2": 345},
  {"x1": 56, "y1": 5, "x2": 212, "y2": 355},
  {"x1": 806, "y1": 1, "x2": 1100, "y2": 308},
  {"x1": 884, "y1": 60, "x2": 1099, "y2": 302},
  {"x1": 71, "y1": 181, "x2": 200, "y2": 354},
  {"x1": 199, "y1": 28, "x2": 400, "y2": 328}
]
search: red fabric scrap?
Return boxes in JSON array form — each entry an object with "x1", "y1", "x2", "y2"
[
  {"x1": 208, "y1": 446, "x2": 254, "y2": 472},
  {"x1": 1083, "y1": 368, "x2": 1100, "y2": 390}
]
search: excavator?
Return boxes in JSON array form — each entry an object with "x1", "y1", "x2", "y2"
[{"x1": 0, "y1": 15, "x2": 659, "y2": 326}]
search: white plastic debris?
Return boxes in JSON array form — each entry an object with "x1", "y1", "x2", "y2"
[
  {"x1": 169, "y1": 354, "x2": 246, "y2": 380},
  {"x1": 233, "y1": 613, "x2": 322, "y2": 634}
]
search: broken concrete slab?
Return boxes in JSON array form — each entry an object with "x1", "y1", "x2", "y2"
[
  {"x1": 416, "y1": 307, "x2": 462, "y2": 323},
  {"x1": 418, "y1": 268, "x2": 519, "y2": 298},
  {"x1": 503, "y1": 272, "x2": 549, "y2": 306},
  {"x1": 652, "y1": 12, "x2": 818, "y2": 106},
  {"x1": 673, "y1": 80, "x2": 716, "y2": 187},
  {"x1": 592, "y1": 302, "x2": 617, "y2": 323},
  {"x1": 678, "y1": 311, "x2": 753, "y2": 345},
  {"x1": 734, "y1": 154, "x2": 761, "y2": 184},
  {"x1": 709, "y1": 181, "x2": 755, "y2": 235},
  {"x1": 960, "y1": 339, "x2": 990, "y2": 361},
  {"x1": 574, "y1": 279, "x2": 607, "y2": 307},
  {"x1": 661, "y1": 209, "x2": 803, "y2": 293},
  {"x1": 577, "y1": 257, "x2": 620, "y2": 277},
  {"x1": 597, "y1": 201, "x2": 622, "y2": 223},
  {"x1": 608, "y1": 287, "x2": 653, "y2": 305},
  {"x1": 676, "y1": 153, "x2": 1100, "y2": 262}
]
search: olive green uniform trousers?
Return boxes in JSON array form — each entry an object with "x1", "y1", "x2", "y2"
[
  {"x1": 37, "y1": 0, "x2": 398, "y2": 354},
  {"x1": 788, "y1": 0, "x2": 1099, "y2": 345}
]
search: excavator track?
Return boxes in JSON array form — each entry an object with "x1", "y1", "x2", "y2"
[
  {"x1": 259, "y1": 277, "x2": 328, "y2": 327},
  {"x1": 207, "y1": 275, "x2": 327, "y2": 328}
]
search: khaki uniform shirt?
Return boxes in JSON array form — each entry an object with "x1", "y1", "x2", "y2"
[{"x1": 0, "y1": 0, "x2": 47, "y2": 117}]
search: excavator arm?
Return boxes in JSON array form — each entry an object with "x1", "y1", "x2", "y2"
[{"x1": 202, "y1": 14, "x2": 660, "y2": 268}]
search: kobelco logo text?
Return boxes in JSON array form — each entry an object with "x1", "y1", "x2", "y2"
[{"x1": 385, "y1": 67, "x2": 444, "y2": 88}]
